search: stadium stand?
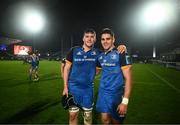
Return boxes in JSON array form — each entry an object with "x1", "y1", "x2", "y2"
[{"x1": 159, "y1": 48, "x2": 180, "y2": 70}]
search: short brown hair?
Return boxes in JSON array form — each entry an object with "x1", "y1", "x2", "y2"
[
  {"x1": 83, "y1": 28, "x2": 96, "y2": 36},
  {"x1": 100, "y1": 28, "x2": 114, "y2": 37}
]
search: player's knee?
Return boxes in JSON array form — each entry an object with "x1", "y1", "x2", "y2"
[
  {"x1": 83, "y1": 111, "x2": 92, "y2": 125},
  {"x1": 101, "y1": 116, "x2": 111, "y2": 124},
  {"x1": 69, "y1": 112, "x2": 78, "y2": 121}
]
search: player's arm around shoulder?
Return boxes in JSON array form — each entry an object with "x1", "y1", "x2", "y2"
[{"x1": 117, "y1": 44, "x2": 127, "y2": 54}]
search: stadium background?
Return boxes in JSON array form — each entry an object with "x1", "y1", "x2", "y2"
[
  {"x1": 1, "y1": 0, "x2": 180, "y2": 124},
  {"x1": 0, "y1": 61, "x2": 180, "y2": 124}
]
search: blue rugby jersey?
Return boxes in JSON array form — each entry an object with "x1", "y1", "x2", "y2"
[
  {"x1": 66, "y1": 46, "x2": 100, "y2": 89},
  {"x1": 30, "y1": 55, "x2": 37, "y2": 67},
  {"x1": 97, "y1": 48, "x2": 132, "y2": 93}
]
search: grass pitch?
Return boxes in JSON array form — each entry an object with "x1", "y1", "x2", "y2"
[{"x1": 0, "y1": 60, "x2": 180, "y2": 124}]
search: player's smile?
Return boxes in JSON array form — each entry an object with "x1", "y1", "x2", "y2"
[{"x1": 101, "y1": 33, "x2": 114, "y2": 51}]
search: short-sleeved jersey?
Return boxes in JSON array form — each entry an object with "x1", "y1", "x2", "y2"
[
  {"x1": 66, "y1": 46, "x2": 100, "y2": 89},
  {"x1": 30, "y1": 55, "x2": 37, "y2": 67},
  {"x1": 97, "y1": 48, "x2": 132, "y2": 93}
]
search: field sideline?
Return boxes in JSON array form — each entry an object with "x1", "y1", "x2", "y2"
[{"x1": 0, "y1": 60, "x2": 180, "y2": 124}]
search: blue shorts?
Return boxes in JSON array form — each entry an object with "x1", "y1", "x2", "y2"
[
  {"x1": 96, "y1": 89, "x2": 125, "y2": 122},
  {"x1": 69, "y1": 87, "x2": 93, "y2": 109}
]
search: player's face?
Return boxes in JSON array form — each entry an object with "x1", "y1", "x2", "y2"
[
  {"x1": 101, "y1": 33, "x2": 114, "y2": 51},
  {"x1": 83, "y1": 33, "x2": 96, "y2": 48}
]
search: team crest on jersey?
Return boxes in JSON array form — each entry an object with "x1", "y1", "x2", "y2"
[
  {"x1": 91, "y1": 51, "x2": 96, "y2": 55},
  {"x1": 111, "y1": 54, "x2": 117, "y2": 60},
  {"x1": 77, "y1": 51, "x2": 82, "y2": 55},
  {"x1": 103, "y1": 59, "x2": 107, "y2": 63}
]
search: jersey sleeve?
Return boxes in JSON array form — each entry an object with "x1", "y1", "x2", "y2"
[
  {"x1": 66, "y1": 48, "x2": 73, "y2": 64},
  {"x1": 119, "y1": 52, "x2": 132, "y2": 67}
]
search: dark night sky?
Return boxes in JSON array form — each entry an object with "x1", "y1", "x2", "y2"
[{"x1": 0, "y1": 0, "x2": 180, "y2": 56}]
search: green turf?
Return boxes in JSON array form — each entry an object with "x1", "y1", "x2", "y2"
[{"x1": 0, "y1": 61, "x2": 180, "y2": 124}]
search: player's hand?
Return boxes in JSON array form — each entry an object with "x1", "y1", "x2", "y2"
[
  {"x1": 62, "y1": 87, "x2": 68, "y2": 97},
  {"x1": 117, "y1": 103, "x2": 128, "y2": 117},
  {"x1": 117, "y1": 45, "x2": 127, "y2": 54}
]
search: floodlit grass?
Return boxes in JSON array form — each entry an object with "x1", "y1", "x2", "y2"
[{"x1": 0, "y1": 61, "x2": 180, "y2": 124}]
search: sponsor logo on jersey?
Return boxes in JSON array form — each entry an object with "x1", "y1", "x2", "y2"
[
  {"x1": 101, "y1": 63, "x2": 116, "y2": 66},
  {"x1": 103, "y1": 59, "x2": 107, "y2": 63},
  {"x1": 91, "y1": 51, "x2": 96, "y2": 55},
  {"x1": 111, "y1": 54, "x2": 117, "y2": 60},
  {"x1": 74, "y1": 58, "x2": 96, "y2": 62}
]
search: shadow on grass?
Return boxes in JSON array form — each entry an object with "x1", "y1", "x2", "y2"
[
  {"x1": 0, "y1": 80, "x2": 29, "y2": 87},
  {"x1": 37, "y1": 73, "x2": 60, "y2": 82},
  {"x1": 0, "y1": 73, "x2": 60, "y2": 87},
  {"x1": 0, "y1": 78, "x2": 21, "y2": 87},
  {"x1": 0, "y1": 78, "x2": 14, "y2": 81},
  {"x1": 2, "y1": 98, "x2": 61, "y2": 124}
]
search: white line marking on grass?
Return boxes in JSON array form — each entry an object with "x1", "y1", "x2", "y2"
[
  {"x1": 134, "y1": 81, "x2": 152, "y2": 84},
  {"x1": 134, "y1": 81, "x2": 164, "y2": 85},
  {"x1": 147, "y1": 67, "x2": 180, "y2": 93}
]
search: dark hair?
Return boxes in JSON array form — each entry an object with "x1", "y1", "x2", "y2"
[
  {"x1": 83, "y1": 28, "x2": 96, "y2": 35},
  {"x1": 100, "y1": 28, "x2": 114, "y2": 37}
]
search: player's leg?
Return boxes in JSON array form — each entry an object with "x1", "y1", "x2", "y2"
[
  {"x1": 111, "y1": 118, "x2": 121, "y2": 125},
  {"x1": 96, "y1": 89, "x2": 116, "y2": 124},
  {"x1": 36, "y1": 70, "x2": 39, "y2": 79},
  {"x1": 34, "y1": 67, "x2": 39, "y2": 81},
  {"x1": 110, "y1": 105, "x2": 125, "y2": 125},
  {"x1": 110, "y1": 93, "x2": 125, "y2": 124},
  {"x1": 69, "y1": 107, "x2": 79, "y2": 125},
  {"x1": 82, "y1": 108, "x2": 92, "y2": 125},
  {"x1": 101, "y1": 113, "x2": 111, "y2": 124},
  {"x1": 29, "y1": 67, "x2": 33, "y2": 80},
  {"x1": 32, "y1": 69, "x2": 36, "y2": 81},
  {"x1": 31, "y1": 67, "x2": 37, "y2": 81},
  {"x1": 81, "y1": 90, "x2": 93, "y2": 125}
]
